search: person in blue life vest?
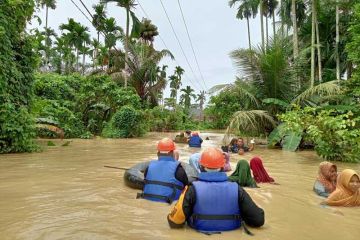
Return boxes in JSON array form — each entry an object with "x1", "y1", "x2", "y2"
[
  {"x1": 188, "y1": 131, "x2": 203, "y2": 148},
  {"x1": 167, "y1": 147, "x2": 264, "y2": 233},
  {"x1": 137, "y1": 138, "x2": 188, "y2": 204}
]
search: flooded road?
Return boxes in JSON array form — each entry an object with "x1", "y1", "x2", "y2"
[{"x1": 0, "y1": 132, "x2": 359, "y2": 239}]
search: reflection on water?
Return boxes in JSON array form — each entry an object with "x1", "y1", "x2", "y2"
[{"x1": 0, "y1": 132, "x2": 359, "y2": 240}]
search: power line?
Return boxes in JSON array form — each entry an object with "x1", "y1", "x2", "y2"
[
  {"x1": 78, "y1": 0, "x2": 94, "y2": 18},
  {"x1": 68, "y1": 0, "x2": 145, "y2": 82},
  {"x1": 158, "y1": 0, "x2": 205, "y2": 91},
  {"x1": 137, "y1": 0, "x2": 201, "y2": 92},
  {"x1": 177, "y1": 0, "x2": 208, "y2": 91},
  {"x1": 70, "y1": 0, "x2": 92, "y2": 23}
]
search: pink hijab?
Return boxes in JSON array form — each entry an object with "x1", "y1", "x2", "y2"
[
  {"x1": 249, "y1": 157, "x2": 274, "y2": 183},
  {"x1": 317, "y1": 161, "x2": 337, "y2": 193},
  {"x1": 223, "y1": 152, "x2": 231, "y2": 172}
]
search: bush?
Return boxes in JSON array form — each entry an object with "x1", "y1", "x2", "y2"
[
  {"x1": 33, "y1": 99, "x2": 86, "y2": 138},
  {"x1": 102, "y1": 106, "x2": 145, "y2": 138},
  {"x1": 278, "y1": 107, "x2": 360, "y2": 162},
  {"x1": 0, "y1": 104, "x2": 38, "y2": 153},
  {"x1": 0, "y1": 1, "x2": 37, "y2": 153}
]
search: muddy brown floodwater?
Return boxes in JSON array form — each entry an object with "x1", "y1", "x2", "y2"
[{"x1": 0, "y1": 132, "x2": 359, "y2": 240}]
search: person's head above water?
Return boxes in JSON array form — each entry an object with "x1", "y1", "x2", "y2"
[
  {"x1": 199, "y1": 147, "x2": 225, "y2": 172},
  {"x1": 228, "y1": 160, "x2": 257, "y2": 187},
  {"x1": 325, "y1": 169, "x2": 360, "y2": 207},
  {"x1": 237, "y1": 138, "x2": 245, "y2": 147},
  {"x1": 229, "y1": 138, "x2": 238, "y2": 146},
  {"x1": 250, "y1": 157, "x2": 274, "y2": 183},
  {"x1": 317, "y1": 161, "x2": 337, "y2": 192},
  {"x1": 157, "y1": 138, "x2": 177, "y2": 159}
]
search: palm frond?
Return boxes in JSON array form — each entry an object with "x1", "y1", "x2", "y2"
[
  {"x1": 224, "y1": 110, "x2": 276, "y2": 141},
  {"x1": 292, "y1": 80, "x2": 342, "y2": 105}
]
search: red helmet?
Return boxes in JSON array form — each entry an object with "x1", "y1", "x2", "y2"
[
  {"x1": 157, "y1": 138, "x2": 176, "y2": 152},
  {"x1": 199, "y1": 147, "x2": 225, "y2": 169}
]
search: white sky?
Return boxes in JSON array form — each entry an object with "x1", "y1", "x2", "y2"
[{"x1": 33, "y1": 0, "x2": 266, "y2": 98}]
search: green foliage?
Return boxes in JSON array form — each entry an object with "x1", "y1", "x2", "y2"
[
  {"x1": 144, "y1": 107, "x2": 184, "y2": 131},
  {"x1": 34, "y1": 99, "x2": 85, "y2": 138},
  {"x1": 102, "y1": 106, "x2": 145, "y2": 138},
  {"x1": 278, "y1": 107, "x2": 360, "y2": 162},
  {"x1": 0, "y1": 0, "x2": 38, "y2": 153},
  {"x1": 47, "y1": 141, "x2": 56, "y2": 146}
]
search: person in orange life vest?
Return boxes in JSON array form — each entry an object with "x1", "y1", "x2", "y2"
[
  {"x1": 167, "y1": 147, "x2": 264, "y2": 233},
  {"x1": 137, "y1": 138, "x2": 188, "y2": 204},
  {"x1": 188, "y1": 131, "x2": 203, "y2": 148}
]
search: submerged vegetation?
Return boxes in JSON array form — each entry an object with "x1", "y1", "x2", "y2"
[{"x1": 1, "y1": 0, "x2": 360, "y2": 162}]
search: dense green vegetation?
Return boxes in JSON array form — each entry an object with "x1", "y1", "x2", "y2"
[
  {"x1": 2, "y1": 0, "x2": 360, "y2": 162},
  {"x1": 0, "y1": 1, "x2": 38, "y2": 153}
]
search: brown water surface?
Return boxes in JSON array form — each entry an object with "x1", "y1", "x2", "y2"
[{"x1": 0, "y1": 132, "x2": 359, "y2": 240}]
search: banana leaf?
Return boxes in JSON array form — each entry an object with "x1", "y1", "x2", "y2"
[
  {"x1": 282, "y1": 132, "x2": 302, "y2": 152},
  {"x1": 268, "y1": 123, "x2": 285, "y2": 147}
]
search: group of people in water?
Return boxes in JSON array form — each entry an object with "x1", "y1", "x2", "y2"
[
  {"x1": 133, "y1": 136, "x2": 360, "y2": 234},
  {"x1": 313, "y1": 161, "x2": 360, "y2": 206}
]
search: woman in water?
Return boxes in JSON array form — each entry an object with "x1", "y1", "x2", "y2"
[
  {"x1": 313, "y1": 161, "x2": 337, "y2": 197},
  {"x1": 325, "y1": 169, "x2": 360, "y2": 207},
  {"x1": 249, "y1": 157, "x2": 275, "y2": 184},
  {"x1": 228, "y1": 160, "x2": 257, "y2": 188}
]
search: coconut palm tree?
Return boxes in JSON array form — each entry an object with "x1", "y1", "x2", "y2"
[
  {"x1": 197, "y1": 90, "x2": 206, "y2": 120},
  {"x1": 101, "y1": 0, "x2": 141, "y2": 87},
  {"x1": 230, "y1": 37, "x2": 297, "y2": 114},
  {"x1": 292, "y1": 0, "x2": 299, "y2": 58},
  {"x1": 40, "y1": 0, "x2": 57, "y2": 33},
  {"x1": 139, "y1": 18, "x2": 159, "y2": 45},
  {"x1": 229, "y1": 0, "x2": 259, "y2": 50},
  {"x1": 169, "y1": 75, "x2": 180, "y2": 104},
  {"x1": 92, "y1": 4, "x2": 107, "y2": 69},
  {"x1": 180, "y1": 86, "x2": 196, "y2": 110},
  {"x1": 60, "y1": 19, "x2": 90, "y2": 72},
  {"x1": 125, "y1": 41, "x2": 174, "y2": 104},
  {"x1": 103, "y1": 17, "x2": 123, "y2": 69}
]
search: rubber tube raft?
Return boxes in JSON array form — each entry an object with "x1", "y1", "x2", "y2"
[{"x1": 124, "y1": 161, "x2": 198, "y2": 190}]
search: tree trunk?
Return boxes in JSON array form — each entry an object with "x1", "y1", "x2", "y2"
[
  {"x1": 315, "y1": 10, "x2": 322, "y2": 83},
  {"x1": 76, "y1": 49, "x2": 79, "y2": 72},
  {"x1": 45, "y1": 6, "x2": 49, "y2": 67},
  {"x1": 310, "y1": 0, "x2": 316, "y2": 87},
  {"x1": 82, "y1": 42, "x2": 86, "y2": 75},
  {"x1": 336, "y1": 4, "x2": 340, "y2": 80},
  {"x1": 291, "y1": 0, "x2": 299, "y2": 59},
  {"x1": 124, "y1": 8, "x2": 130, "y2": 88},
  {"x1": 246, "y1": 16, "x2": 251, "y2": 51},
  {"x1": 260, "y1": 1, "x2": 265, "y2": 49},
  {"x1": 272, "y1": 9, "x2": 276, "y2": 39},
  {"x1": 266, "y1": 15, "x2": 269, "y2": 47}
]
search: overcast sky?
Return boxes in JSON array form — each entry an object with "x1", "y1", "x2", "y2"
[{"x1": 34, "y1": 0, "x2": 264, "y2": 97}]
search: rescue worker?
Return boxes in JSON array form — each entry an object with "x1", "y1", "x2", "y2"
[
  {"x1": 188, "y1": 132, "x2": 203, "y2": 148},
  {"x1": 137, "y1": 138, "x2": 188, "y2": 204},
  {"x1": 168, "y1": 147, "x2": 264, "y2": 233}
]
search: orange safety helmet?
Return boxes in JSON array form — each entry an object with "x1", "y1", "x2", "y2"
[
  {"x1": 157, "y1": 138, "x2": 176, "y2": 152},
  {"x1": 199, "y1": 147, "x2": 225, "y2": 169}
]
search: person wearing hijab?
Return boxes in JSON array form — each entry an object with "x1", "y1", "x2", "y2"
[
  {"x1": 223, "y1": 152, "x2": 232, "y2": 172},
  {"x1": 189, "y1": 152, "x2": 232, "y2": 173},
  {"x1": 325, "y1": 169, "x2": 360, "y2": 207},
  {"x1": 313, "y1": 161, "x2": 337, "y2": 197},
  {"x1": 228, "y1": 160, "x2": 257, "y2": 188},
  {"x1": 249, "y1": 157, "x2": 275, "y2": 183}
]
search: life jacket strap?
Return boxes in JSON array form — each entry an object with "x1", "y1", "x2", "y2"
[
  {"x1": 136, "y1": 192, "x2": 172, "y2": 204},
  {"x1": 192, "y1": 214, "x2": 241, "y2": 220},
  {"x1": 144, "y1": 179, "x2": 183, "y2": 191}
]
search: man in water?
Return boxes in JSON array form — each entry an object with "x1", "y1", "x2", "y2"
[
  {"x1": 167, "y1": 147, "x2": 264, "y2": 233},
  {"x1": 137, "y1": 138, "x2": 188, "y2": 204}
]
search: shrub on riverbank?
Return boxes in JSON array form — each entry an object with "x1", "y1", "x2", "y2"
[{"x1": 278, "y1": 107, "x2": 360, "y2": 162}]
